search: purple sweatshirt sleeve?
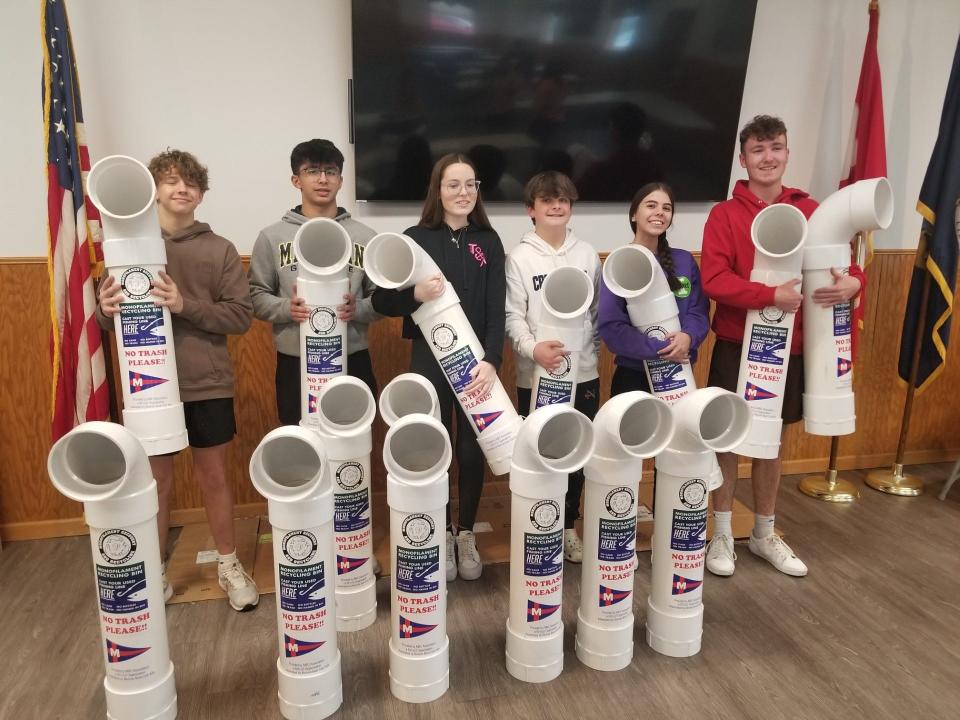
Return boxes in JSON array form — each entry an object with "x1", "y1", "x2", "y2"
[
  {"x1": 597, "y1": 279, "x2": 669, "y2": 361},
  {"x1": 679, "y1": 258, "x2": 710, "y2": 353}
]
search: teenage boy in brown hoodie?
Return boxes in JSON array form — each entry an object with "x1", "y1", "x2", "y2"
[{"x1": 97, "y1": 150, "x2": 259, "y2": 611}]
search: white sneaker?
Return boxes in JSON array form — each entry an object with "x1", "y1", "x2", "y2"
[
  {"x1": 706, "y1": 533, "x2": 737, "y2": 576},
  {"x1": 563, "y1": 529, "x2": 584, "y2": 563},
  {"x1": 372, "y1": 554, "x2": 381, "y2": 576},
  {"x1": 161, "y1": 562, "x2": 174, "y2": 603},
  {"x1": 456, "y1": 530, "x2": 483, "y2": 581},
  {"x1": 218, "y1": 559, "x2": 260, "y2": 611},
  {"x1": 445, "y1": 531, "x2": 457, "y2": 582},
  {"x1": 749, "y1": 533, "x2": 808, "y2": 577}
]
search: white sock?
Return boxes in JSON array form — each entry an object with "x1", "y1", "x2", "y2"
[
  {"x1": 753, "y1": 514, "x2": 775, "y2": 539},
  {"x1": 218, "y1": 550, "x2": 238, "y2": 566},
  {"x1": 713, "y1": 510, "x2": 733, "y2": 538}
]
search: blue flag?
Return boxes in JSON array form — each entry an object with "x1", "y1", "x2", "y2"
[{"x1": 898, "y1": 35, "x2": 960, "y2": 390}]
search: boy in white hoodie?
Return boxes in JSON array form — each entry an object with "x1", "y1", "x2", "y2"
[{"x1": 505, "y1": 172, "x2": 601, "y2": 562}]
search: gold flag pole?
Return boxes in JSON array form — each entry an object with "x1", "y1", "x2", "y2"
[
  {"x1": 865, "y1": 234, "x2": 928, "y2": 496},
  {"x1": 799, "y1": 230, "x2": 865, "y2": 502}
]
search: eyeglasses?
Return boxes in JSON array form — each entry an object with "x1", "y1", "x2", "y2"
[
  {"x1": 300, "y1": 166, "x2": 341, "y2": 179},
  {"x1": 442, "y1": 180, "x2": 481, "y2": 194}
]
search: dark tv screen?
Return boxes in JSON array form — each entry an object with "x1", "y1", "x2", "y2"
[{"x1": 352, "y1": 0, "x2": 757, "y2": 203}]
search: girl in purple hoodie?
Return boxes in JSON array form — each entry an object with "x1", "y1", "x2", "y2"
[{"x1": 598, "y1": 182, "x2": 710, "y2": 396}]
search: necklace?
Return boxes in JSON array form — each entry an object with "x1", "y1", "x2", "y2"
[{"x1": 450, "y1": 226, "x2": 465, "y2": 248}]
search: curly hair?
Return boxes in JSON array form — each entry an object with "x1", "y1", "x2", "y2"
[
  {"x1": 738, "y1": 115, "x2": 787, "y2": 153},
  {"x1": 148, "y1": 149, "x2": 209, "y2": 193}
]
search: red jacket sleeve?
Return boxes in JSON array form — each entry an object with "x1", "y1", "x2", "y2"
[{"x1": 700, "y1": 205, "x2": 778, "y2": 311}]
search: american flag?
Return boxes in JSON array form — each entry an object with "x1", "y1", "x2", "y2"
[{"x1": 44, "y1": 0, "x2": 110, "y2": 440}]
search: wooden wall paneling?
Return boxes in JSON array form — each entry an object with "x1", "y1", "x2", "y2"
[{"x1": 4, "y1": 250, "x2": 960, "y2": 539}]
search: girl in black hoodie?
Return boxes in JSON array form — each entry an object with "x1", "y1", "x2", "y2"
[{"x1": 372, "y1": 153, "x2": 506, "y2": 583}]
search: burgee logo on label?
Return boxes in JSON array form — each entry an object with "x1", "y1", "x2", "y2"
[
  {"x1": 745, "y1": 381, "x2": 777, "y2": 401},
  {"x1": 129, "y1": 371, "x2": 168, "y2": 393},
  {"x1": 472, "y1": 410, "x2": 503, "y2": 432},
  {"x1": 837, "y1": 357, "x2": 852, "y2": 377},
  {"x1": 599, "y1": 585, "x2": 632, "y2": 607},
  {"x1": 106, "y1": 640, "x2": 150, "y2": 663},
  {"x1": 284, "y1": 634, "x2": 325, "y2": 658}
]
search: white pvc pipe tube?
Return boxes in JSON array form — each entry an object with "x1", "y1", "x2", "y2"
[
  {"x1": 735, "y1": 204, "x2": 807, "y2": 459},
  {"x1": 250, "y1": 427, "x2": 342, "y2": 720},
  {"x1": 384, "y1": 414, "x2": 453, "y2": 703},
  {"x1": 649, "y1": 389, "x2": 751, "y2": 657},
  {"x1": 87, "y1": 156, "x2": 187, "y2": 455},
  {"x1": 313, "y1": 376, "x2": 378, "y2": 632},
  {"x1": 529, "y1": 265, "x2": 594, "y2": 413},
  {"x1": 47, "y1": 421, "x2": 177, "y2": 720},
  {"x1": 602, "y1": 244, "x2": 697, "y2": 405},
  {"x1": 294, "y1": 218, "x2": 352, "y2": 427},
  {"x1": 505, "y1": 405, "x2": 595, "y2": 683},
  {"x1": 802, "y1": 178, "x2": 893, "y2": 435},
  {"x1": 379, "y1": 373, "x2": 441, "y2": 426},
  {"x1": 576, "y1": 392, "x2": 674, "y2": 671},
  {"x1": 365, "y1": 232, "x2": 521, "y2": 475}
]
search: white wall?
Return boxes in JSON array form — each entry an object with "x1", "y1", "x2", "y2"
[{"x1": 2, "y1": 0, "x2": 958, "y2": 258}]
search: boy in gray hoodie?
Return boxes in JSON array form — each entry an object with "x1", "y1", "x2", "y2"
[
  {"x1": 248, "y1": 139, "x2": 381, "y2": 425},
  {"x1": 505, "y1": 172, "x2": 601, "y2": 563}
]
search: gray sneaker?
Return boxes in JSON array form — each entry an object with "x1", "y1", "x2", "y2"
[
  {"x1": 748, "y1": 533, "x2": 808, "y2": 577},
  {"x1": 218, "y1": 559, "x2": 260, "y2": 611},
  {"x1": 456, "y1": 530, "x2": 483, "y2": 581}
]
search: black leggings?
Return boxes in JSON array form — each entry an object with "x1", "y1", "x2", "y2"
[
  {"x1": 410, "y1": 341, "x2": 486, "y2": 531},
  {"x1": 516, "y1": 378, "x2": 600, "y2": 529}
]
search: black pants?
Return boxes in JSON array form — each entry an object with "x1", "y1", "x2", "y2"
[
  {"x1": 276, "y1": 349, "x2": 379, "y2": 426},
  {"x1": 610, "y1": 364, "x2": 656, "y2": 513},
  {"x1": 410, "y1": 341, "x2": 487, "y2": 531},
  {"x1": 516, "y1": 377, "x2": 600, "y2": 529}
]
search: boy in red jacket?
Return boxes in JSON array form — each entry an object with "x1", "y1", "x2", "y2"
[{"x1": 700, "y1": 116, "x2": 864, "y2": 577}]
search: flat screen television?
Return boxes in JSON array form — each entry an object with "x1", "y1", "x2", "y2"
[{"x1": 351, "y1": 0, "x2": 757, "y2": 203}]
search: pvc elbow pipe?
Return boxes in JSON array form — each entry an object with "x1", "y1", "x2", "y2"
[
  {"x1": 86, "y1": 155, "x2": 187, "y2": 455},
  {"x1": 576, "y1": 392, "x2": 674, "y2": 672},
  {"x1": 648, "y1": 388, "x2": 750, "y2": 658},
  {"x1": 802, "y1": 178, "x2": 894, "y2": 436},
  {"x1": 506, "y1": 405, "x2": 595, "y2": 684},
  {"x1": 602, "y1": 244, "x2": 697, "y2": 404},
  {"x1": 735, "y1": 204, "x2": 807, "y2": 459},
  {"x1": 365, "y1": 232, "x2": 521, "y2": 476},
  {"x1": 249, "y1": 426, "x2": 342, "y2": 720},
  {"x1": 314, "y1": 376, "x2": 378, "y2": 632},
  {"x1": 529, "y1": 266, "x2": 594, "y2": 412},
  {"x1": 383, "y1": 414, "x2": 452, "y2": 703},
  {"x1": 47, "y1": 421, "x2": 177, "y2": 720},
  {"x1": 295, "y1": 218, "x2": 352, "y2": 424},
  {"x1": 379, "y1": 373, "x2": 441, "y2": 426}
]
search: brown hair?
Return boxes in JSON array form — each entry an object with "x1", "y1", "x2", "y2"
[
  {"x1": 148, "y1": 149, "x2": 209, "y2": 193},
  {"x1": 629, "y1": 182, "x2": 681, "y2": 293},
  {"x1": 523, "y1": 171, "x2": 579, "y2": 207},
  {"x1": 418, "y1": 153, "x2": 492, "y2": 230},
  {"x1": 738, "y1": 115, "x2": 787, "y2": 153}
]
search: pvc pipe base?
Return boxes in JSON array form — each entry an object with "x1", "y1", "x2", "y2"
[
  {"x1": 335, "y1": 591, "x2": 377, "y2": 632},
  {"x1": 123, "y1": 403, "x2": 188, "y2": 456},
  {"x1": 735, "y1": 415, "x2": 782, "y2": 459},
  {"x1": 505, "y1": 621, "x2": 563, "y2": 683},
  {"x1": 802, "y1": 393, "x2": 855, "y2": 436},
  {"x1": 645, "y1": 598, "x2": 702, "y2": 658},
  {"x1": 388, "y1": 637, "x2": 449, "y2": 703},
  {"x1": 574, "y1": 609, "x2": 633, "y2": 672},
  {"x1": 277, "y1": 653, "x2": 343, "y2": 720},
  {"x1": 104, "y1": 661, "x2": 177, "y2": 720}
]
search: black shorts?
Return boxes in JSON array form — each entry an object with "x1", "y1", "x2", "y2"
[
  {"x1": 276, "y1": 349, "x2": 379, "y2": 426},
  {"x1": 168, "y1": 397, "x2": 236, "y2": 451},
  {"x1": 707, "y1": 338, "x2": 804, "y2": 424},
  {"x1": 610, "y1": 364, "x2": 652, "y2": 396},
  {"x1": 515, "y1": 377, "x2": 600, "y2": 420}
]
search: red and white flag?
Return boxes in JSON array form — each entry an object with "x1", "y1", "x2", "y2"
[
  {"x1": 44, "y1": 0, "x2": 110, "y2": 441},
  {"x1": 840, "y1": 0, "x2": 887, "y2": 356}
]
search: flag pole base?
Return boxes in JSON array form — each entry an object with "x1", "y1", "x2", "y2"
[
  {"x1": 865, "y1": 463, "x2": 924, "y2": 497},
  {"x1": 798, "y1": 469, "x2": 859, "y2": 503}
]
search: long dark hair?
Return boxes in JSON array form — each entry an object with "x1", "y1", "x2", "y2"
[
  {"x1": 629, "y1": 182, "x2": 680, "y2": 293},
  {"x1": 418, "y1": 153, "x2": 492, "y2": 230}
]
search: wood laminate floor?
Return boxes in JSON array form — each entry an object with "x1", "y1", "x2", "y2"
[{"x1": 2, "y1": 464, "x2": 958, "y2": 720}]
